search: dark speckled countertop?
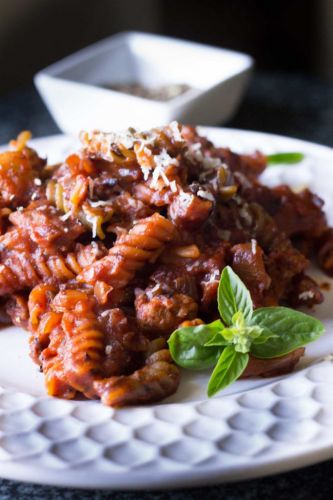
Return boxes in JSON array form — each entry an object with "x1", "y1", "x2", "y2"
[{"x1": 0, "y1": 72, "x2": 332, "y2": 499}]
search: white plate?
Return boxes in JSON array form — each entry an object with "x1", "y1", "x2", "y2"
[{"x1": 1, "y1": 128, "x2": 333, "y2": 489}]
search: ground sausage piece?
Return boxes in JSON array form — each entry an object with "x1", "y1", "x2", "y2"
[
  {"x1": 168, "y1": 192, "x2": 212, "y2": 229},
  {"x1": 231, "y1": 241, "x2": 271, "y2": 307},
  {"x1": 135, "y1": 291, "x2": 198, "y2": 336},
  {"x1": 285, "y1": 273, "x2": 323, "y2": 308},
  {"x1": 94, "y1": 349, "x2": 181, "y2": 407},
  {"x1": 244, "y1": 185, "x2": 327, "y2": 239},
  {"x1": 148, "y1": 266, "x2": 199, "y2": 300},
  {"x1": 101, "y1": 308, "x2": 149, "y2": 377},
  {"x1": 317, "y1": 229, "x2": 333, "y2": 276},
  {"x1": 5, "y1": 294, "x2": 29, "y2": 328},
  {"x1": 9, "y1": 201, "x2": 85, "y2": 253},
  {"x1": 0, "y1": 147, "x2": 46, "y2": 208},
  {"x1": 242, "y1": 349, "x2": 305, "y2": 378}
]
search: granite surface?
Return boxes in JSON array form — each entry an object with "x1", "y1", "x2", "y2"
[{"x1": 0, "y1": 72, "x2": 332, "y2": 499}]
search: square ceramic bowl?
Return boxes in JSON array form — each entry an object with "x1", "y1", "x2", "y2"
[{"x1": 34, "y1": 31, "x2": 253, "y2": 135}]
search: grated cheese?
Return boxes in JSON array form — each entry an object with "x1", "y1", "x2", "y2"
[
  {"x1": 101, "y1": 309, "x2": 112, "y2": 317},
  {"x1": 150, "y1": 149, "x2": 178, "y2": 189},
  {"x1": 33, "y1": 178, "x2": 42, "y2": 186},
  {"x1": 141, "y1": 166, "x2": 151, "y2": 181},
  {"x1": 239, "y1": 206, "x2": 253, "y2": 227},
  {"x1": 251, "y1": 239, "x2": 257, "y2": 254},
  {"x1": 81, "y1": 126, "x2": 183, "y2": 191},
  {"x1": 169, "y1": 121, "x2": 184, "y2": 143},
  {"x1": 149, "y1": 284, "x2": 162, "y2": 295},
  {"x1": 207, "y1": 269, "x2": 220, "y2": 283},
  {"x1": 298, "y1": 290, "x2": 315, "y2": 300},
  {"x1": 169, "y1": 180, "x2": 178, "y2": 193},
  {"x1": 60, "y1": 211, "x2": 71, "y2": 221},
  {"x1": 85, "y1": 213, "x2": 99, "y2": 238},
  {"x1": 81, "y1": 127, "x2": 160, "y2": 159},
  {"x1": 89, "y1": 200, "x2": 113, "y2": 208},
  {"x1": 105, "y1": 345, "x2": 113, "y2": 355},
  {"x1": 136, "y1": 133, "x2": 157, "y2": 153},
  {"x1": 178, "y1": 191, "x2": 193, "y2": 207},
  {"x1": 197, "y1": 189, "x2": 215, "y2": 202},
  {"x1": 80, "y1": 129, "x2": 137, "y2": 160},
  {"x1": 185, "y1": 142, "x2": 223, "y2": 170}
]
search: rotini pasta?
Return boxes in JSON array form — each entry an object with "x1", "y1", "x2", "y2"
[
  {"x1": 0, "y1": 230, "x2": 106, "y2": 295},
  {"x1": 94, "y1": 349, "x2": 180, "y2": 407},
  {"x1": 78, "y1": 213, "x2": 175, "y2": 288},
  {"x1": 51, "y1": 289, "x2": 105, "y2": 398}
]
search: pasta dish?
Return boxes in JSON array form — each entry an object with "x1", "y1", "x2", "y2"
[{"x1": 0, "y1": 123, "x2": 331, "y2": 406}]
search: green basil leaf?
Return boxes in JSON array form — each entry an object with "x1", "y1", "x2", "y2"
[
  {"x1": 204, "y1": 332, "x2": 229, "y2": 347},
  {"x1": 218, "y1": 266, "x2": 253, "y2": 326},
  {"x1": 207, "y1": 346, "x2": 249, "y2": 397},
  {"x1": 168, "y1": 320, "x2": 223, "y2": 370},
  {"x1": 250, "y1": 307, "x2": 325, "y2": 359},
  {"x1": 252, "y1": 327, "x2": 278, "y2": 345},
  {"x1": 267, "y1": 152, "x2": 305, "y2": 165}
]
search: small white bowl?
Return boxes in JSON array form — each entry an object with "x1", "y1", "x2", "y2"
[{"x1": 34, "y1": 31, "x2": 253, "y2": 135}]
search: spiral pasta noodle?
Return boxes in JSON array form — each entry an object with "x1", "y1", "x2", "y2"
[
  {"x1": 78, "y1": 213, "x2": 175, "y2": 288},
  {"x1": 50, "y1": 289, "x2": 105, "y2": 397},
  {"x1": 0, "y1": 239, "x2": 105, "y2": 295},
  {"x1": 94, "y1": 349, "x2": 180, "y2": 407}
]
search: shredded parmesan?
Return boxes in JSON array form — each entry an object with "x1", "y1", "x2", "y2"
[
  {"x1": 80, "y1": 127, "x2": 160, "y2": 160},
  {"x1": 33, "y1": 178, "x2": 42, "y2": 186},
  {"x1": 251, "y1": 239, "x2": 257, "y2": 254},
  {"x1": 60, "y1": 211, "x2": 71, "y2": 221},
  {"x1": 85, "y1": 213, "x2": 99, "y2": 238},
  {"x1": 239, "y1": 206, "x2": 253, "y2": 227},
  {"x1": 178, "y1": 191, "x2": 193, "y2": 207},
  {"x1": 101, "y1": 309, "x2": 112, "y2": 317},
  {"x1": 80, "y1": 129, "x2": 137, "y2": 160},
  {"x1": 169, "y1": 180, "x2": 178, "y2": 193},
  {"x1": 169, "y1": 121, "x2": 184, "y2": 143},
  {"x1": 185, "y1": 142, "x2": 223, "y2": 170},
  {"x1": 105, "y1": 345, "x2": 113, "y2": 355},
  {"x1": 89, "y1": 200, "x2": 113, "y2": 208},
  {"x1": 197, "y1": 189, "x2": 215, "y2": 202},
  {"x1": 148, "y1": 284, "x2": 162, "y2": 298},
  {"x1": 150, "y1": 149, "x2": 178, "y2": 189},
  {"x1": 207, "y1": 269, "x2": 220, "y2": 283},
  {"x1": 298, "y1": 290, "x2": 315, "y2": 300},
  {"x1": 141, "y1": 165, "x2": 151, "y2": 181},
  {"x1": 80, "y1": 126, "x2": 183, "y2": 191}
]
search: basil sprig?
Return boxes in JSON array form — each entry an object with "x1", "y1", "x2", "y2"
[
  {"x1": 267, "y1": 152, "x2": 305, "y2": 165},
  {"x1": 168, "y1": 266, "x2": 324, "y2": 397}
]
